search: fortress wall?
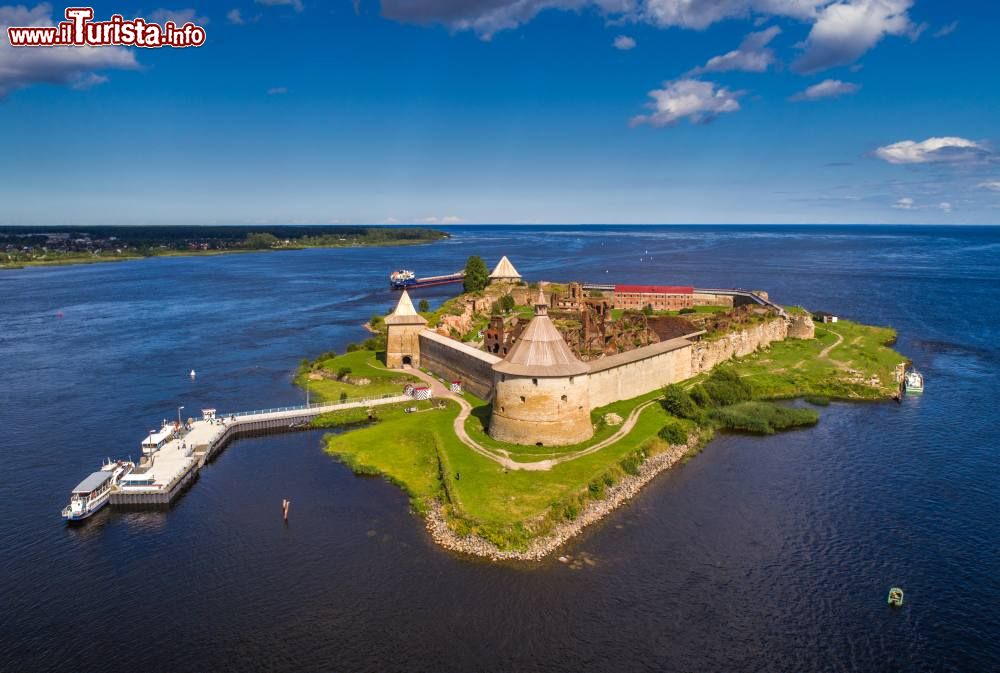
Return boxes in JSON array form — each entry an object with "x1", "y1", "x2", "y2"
[
  {"x1": 692, "y1": 292, "x2": 734, "y2": 307},
  {"x1": 418, "y1": 330, "x2": 500, "y2": 400},
  {"x1": 690, "y1": 317, "x2": 787, "y2": 374},
  {"x1": 587, "y1": 338, "x2": 695, "y2": 408}
]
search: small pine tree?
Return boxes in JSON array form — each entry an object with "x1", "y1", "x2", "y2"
[
  {"x1": 418, "y1": 298, "x2": 430, "y2": 312},
  {"x1": 463, "y1": 255, "x2": 489, "y2": 293}
]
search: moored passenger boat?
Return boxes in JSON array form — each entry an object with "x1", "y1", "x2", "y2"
[{"x1": 62, "y1": 458, "x2": 134, "y2": 522}]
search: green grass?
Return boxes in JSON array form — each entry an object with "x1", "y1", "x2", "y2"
[
  {"x1": 698, "y1": 319, "x2": 904, "y2": 400},
  {"x1": 297, "y1": 350, "x2": 418, "y2": 402},
  {"x1": 710, "y1": 401, "x2": 819, "y2": 434},
  {"x1": 322, "y1": 392, "x2": 690, "y2": 550}
]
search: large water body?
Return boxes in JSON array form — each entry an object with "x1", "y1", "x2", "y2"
[{"x1": 1, "y1": 225, "x2": 998, "y2": 672}]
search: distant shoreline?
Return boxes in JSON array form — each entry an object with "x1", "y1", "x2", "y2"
[{"x1": 1, "y1": 237, "x2": 445, "y2": 271}]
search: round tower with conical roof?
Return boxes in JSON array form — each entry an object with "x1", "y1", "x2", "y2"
[
  {"x1": 489, "y1": 288, "x2": 593, "y2": 446},
  {"x1": 385, "y1": 290, "x2": 428, "y2": 368}
]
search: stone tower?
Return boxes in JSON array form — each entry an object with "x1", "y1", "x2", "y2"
[
  {"x1": 489, "y1": 288, "x2": 592, "y2": 446},
  {"x1": 385, "y1": 290, "x2": 427, "y2": 368},
  {"x1": 488, "y1": 255, "x2": 522, "y2": 285}
]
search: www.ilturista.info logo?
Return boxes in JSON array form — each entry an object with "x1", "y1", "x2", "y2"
[{"x1": 7, "y1": 7, "x2": 206, "y2": 48}]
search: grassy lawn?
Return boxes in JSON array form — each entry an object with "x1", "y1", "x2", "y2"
[
  {"x1": 707, "y1": 319, "x2": 904, "y2": 400},
  {"x1": 322, "y1": 392, "x2": 685, "y2": 550},
  {"x1": 297, "y1": 350, "x2": 419, "y2": 403}
]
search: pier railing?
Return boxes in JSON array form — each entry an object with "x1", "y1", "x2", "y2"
[{"x1": 221, "y1": 393, "x2": 406, "y2": 420}]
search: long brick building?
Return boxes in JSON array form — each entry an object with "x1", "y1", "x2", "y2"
[{"x1": 612, "y1": 284, "x2": 694, "y2": 311}]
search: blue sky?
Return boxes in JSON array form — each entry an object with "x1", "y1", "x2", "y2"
[{"x1": 1, "y1": 0, "x2": 998, "y2": 225}]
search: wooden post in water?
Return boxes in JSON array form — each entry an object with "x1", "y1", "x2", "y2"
[{"x1": 282, "y1": 499, "x2": 290, "y2": 522}]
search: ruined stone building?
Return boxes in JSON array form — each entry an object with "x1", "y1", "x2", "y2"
[{"x1": 612, "y1": 284, "x2": 694, "y2": 311}]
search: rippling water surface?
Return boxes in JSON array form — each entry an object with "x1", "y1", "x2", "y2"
[{"x1": 1, "y1": 225, "x2": 998, "y2": 672}]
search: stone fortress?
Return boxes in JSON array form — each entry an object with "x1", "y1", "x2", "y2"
[{"x1": 386, "y1": 256, "x2": 815, "y2": 447}]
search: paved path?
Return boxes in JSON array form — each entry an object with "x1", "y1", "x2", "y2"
[{"x1": 405, "y1": 368, "x2": 657, "y2": 472}]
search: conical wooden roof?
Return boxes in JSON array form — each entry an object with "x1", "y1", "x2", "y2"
[
  {"x1": 489, "y1": 255, "x2": 521, "y2": 280},
  {"x1": 385, "y1": 290, "x2": 428, "y2": 325},
  {"x1": 493, "y1": 290, "x2": 587, "y2": 376}
]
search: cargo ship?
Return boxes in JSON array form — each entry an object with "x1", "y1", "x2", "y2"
[{"x1": 390, "y1": 269, "x2": 465, "y2": 290}]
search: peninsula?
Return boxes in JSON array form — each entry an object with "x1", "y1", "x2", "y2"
[
  {"x1": 300, "y1": 255, "x2": 909, "y2": 560},
  {"x1": 0, "y1": 225, "x2": 448, "y2": 270}
]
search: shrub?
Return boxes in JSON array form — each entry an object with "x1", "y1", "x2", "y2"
[
  {"x1": 679, "y1": 307, "x2": 696, "y2": 314},
  {"x1": 587, "y1": 479, "x2": 606, "y2": 499},
  {"x1": 620, "y1": 450, "x2": 646, "y2": 476},
  {"x1": 702, "y1": 368, "x2": 752, "y2": 407},
  {"x1": 337, "y1": 366, "x2": 352, "y2": 379},
  {"x1": 658, "y1": 420, "x2": 688, "y2": 445},
  {"x1": 418, "y1": 298, "x2": 430, "y2": 313},
  {"x1": 339, "y1": 391, "x2": 348, "y2": 403},
  {"x1": 661, "y1": 384, "x2": 701, "y2": 420},
  {"x1": 689, "y1": 385, "x2": 712, "y2": 408}
]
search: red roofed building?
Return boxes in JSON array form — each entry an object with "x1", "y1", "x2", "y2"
[{"x1": 612, "y1": 284, "x2": 694, "y2": 311}]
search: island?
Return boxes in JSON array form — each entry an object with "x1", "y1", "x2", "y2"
[
  {"x1": 0, "y1": 225, "x2": 449, "y2": 269},
  {"x1": 298, "y1": 255, "x2": 908, "y2": 560}
]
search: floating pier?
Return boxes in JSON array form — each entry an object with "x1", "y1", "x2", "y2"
[{"x1": 98, "y1": 394, "x2": 410, "y2": 509}]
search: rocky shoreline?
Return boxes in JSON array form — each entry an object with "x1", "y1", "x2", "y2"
[{"x1": 423, "y1": 434, "x2": 702, "y2": 562}]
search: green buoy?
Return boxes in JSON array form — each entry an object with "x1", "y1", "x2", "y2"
[{"x1": 887, "y1": 587, "x2": 904, "y2": 607}]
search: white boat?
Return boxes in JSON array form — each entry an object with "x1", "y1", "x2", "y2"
[
  {"x1": 62, "y1": 458, "x2": 134, "y2": 522},
  {"x1": 190, "y1": 369, "x2": 196, "y2": 378},
  {"x1": 904, "y1": 370, "x2": 925, "y2": 394}
]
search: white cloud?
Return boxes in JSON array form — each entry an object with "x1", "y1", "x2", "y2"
[
  {"x1": 380, "y1": 0, "x2": 823, "y2": 38},
  {"x1": 631, "y1": 78, "x2": 743, "y2": 127},
  {"x1": 938, "y1": 201, "x2": 952, "y2": 213},
  {"x1": 150, "y1": 8, "x2": 209, "y2": 25},
  {"x1": 641, "y1": 0, "x2": 821, "y2": 30},
  {"x1": 790, "y1": 78, "x2": 859, "y2": 101},
  {"x1": 227, "y1": 8, "x2": 245, "y2": 24},
  {"x1": 0, "y1": 3, "x2": 139, "y2": 98},
  {"x1": 977, "y1": 181, "x2": 1000, "y2": 192},
  {"x1": 874, "y1": 137, "x2": 992, "y2": 165},
  {"x1": 422, "y1": 215, "x2": 464, "y2": 224},
  {"x1": 691, "y1": 25, "x2": 781, "y2": 74},
  {"x1": 256, "y1": 0, "x2": 304, "y2": 11},
  {"x1": 893, "y1": 197, "x2": 914, "y2": 209},
  {"x1": 380, "y1": 0, "x2": 917, "y2": 73},
  {"x1": 613, "y1": 34, "x2": 636, "y2": 50},
  {"x1": 933, "y1": 20, "x2": 958, "y2": 38},
  {"x1": 267, "y1": 86, "x2": 288, "y2": 95},
  {"x1": 794, "y1": 0, "x2": 918, "y2": 73}
]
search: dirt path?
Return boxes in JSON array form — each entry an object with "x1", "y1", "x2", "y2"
[
  {"x1": 818, "y1": 328, "x2": 844, "y2": 359},
  {"x1": 404, "y1": 368, "x2": 656, "y2": 471}
]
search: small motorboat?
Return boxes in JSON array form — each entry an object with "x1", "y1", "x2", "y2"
[
  {"x1": 887, "y1": 587, "x2": 904, "y2": 607},
  {"x1": 904, "y1": 370, "x2": 924, "y2": 394}
]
